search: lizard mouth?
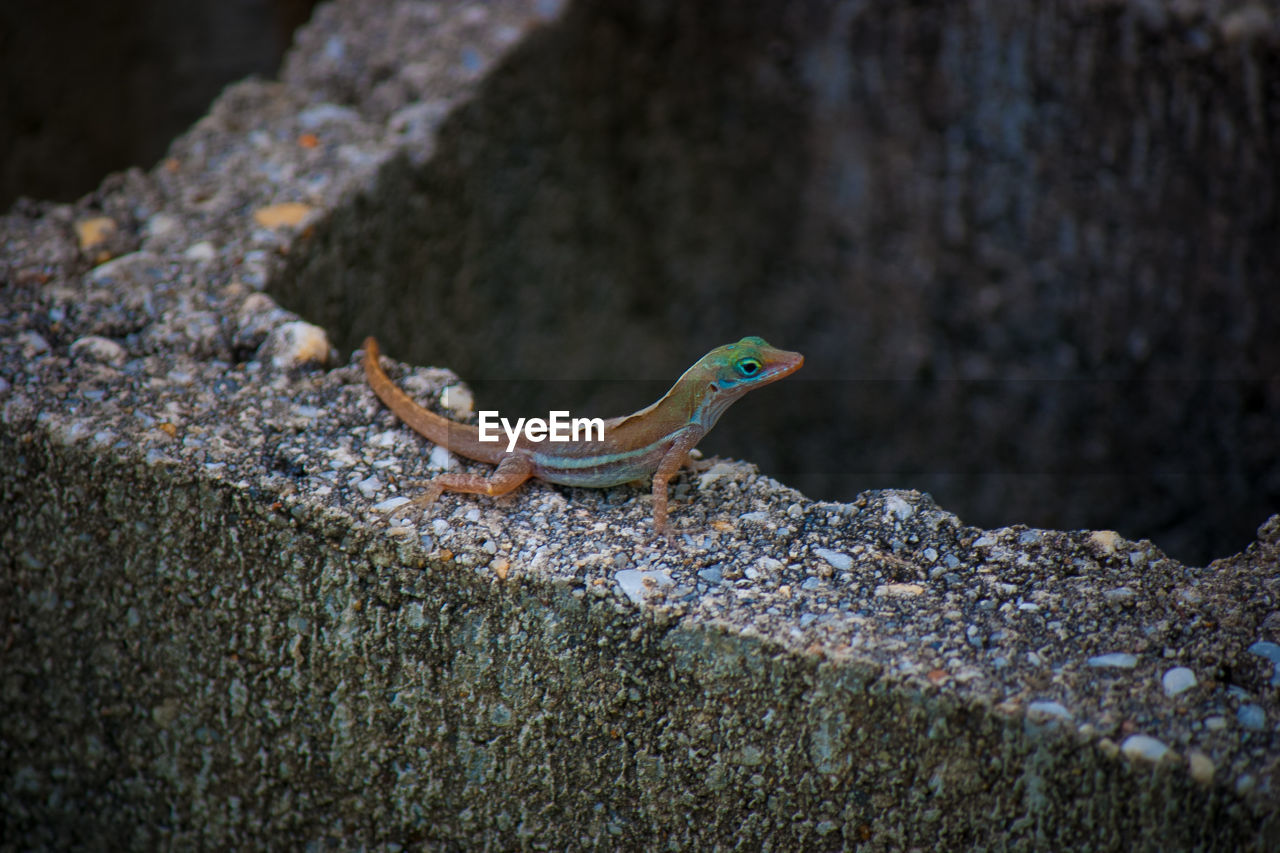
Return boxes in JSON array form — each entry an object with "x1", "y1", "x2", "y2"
[{"x1": 762, "y1": 352, "x2": 804, "y2": 383}]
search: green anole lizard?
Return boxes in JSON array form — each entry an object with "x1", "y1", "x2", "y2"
[{"x1": 362, "y1": 336, "x2": 803, "y2": 535}]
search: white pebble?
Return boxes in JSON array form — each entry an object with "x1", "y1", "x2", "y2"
[
  {"x1": 754, "y1": 557, "x2": 784, "y2": 573},
  {"x1": 1120, "y1": 734, "x2": 1170, "y2": 762},
  {"x1": 369, "y1": 430, "x2": 400, "y2": 448},
  {"x1": 356, "y1": 475, "x2": 382, "y2": 497},
  {"x1": 1088, "y1": 653, "x2": 1138, "y2": 669},
  {"x1": 144, "y1": 213, "x2": 180, "y2": 239},
  {"x1": 259, "y1": 321, "x2": 337, "y2": 369},
  {"x1": 884, "y1": 494, "x2": 913, "y2": 520},
  {"x1": 428, "y1": 445, "x2": 453, "y2": 470},
  {"x1": 372, "y1": 496, "x2": 411, "y2": 513},
  {"x1": 1162, "y1": 667, "x2": 1197, "y2": 697},
  {"x1": 441, "y1": 384, "x2": 474, "y2": 417},
  {"x1": 813, "y1": 547, "x2": 853, "y2": 571},
  {"x1": 615, "y1": 569, "x2": 674, "y2": 606},
  {"x1": 183, "y1": 241, "x2": 217, "y2": 262}
]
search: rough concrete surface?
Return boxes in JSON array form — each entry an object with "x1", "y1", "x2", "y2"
[
  {"x1": 270, "y1": 0, "x2": 1280, "y2": 565},
  {"x1": 1, "y1": 0, "x2": 1278, "y2": 849}
]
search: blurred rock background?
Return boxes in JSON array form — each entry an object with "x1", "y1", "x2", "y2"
[{"x1": 0, "y1": 0, "x2": 318, "y2": 207}]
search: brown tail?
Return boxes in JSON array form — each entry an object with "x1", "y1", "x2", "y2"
[{"x1": 361, "y1": 337, "x2": 505, "y2": 464}]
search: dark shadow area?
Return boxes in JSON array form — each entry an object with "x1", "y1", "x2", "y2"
[
  {"x1": 271, "y1": 0, "x2": 1278, "y2": 566},
  {"x1": 0, "y1": 0, "x2": 319, "y2": 209}
]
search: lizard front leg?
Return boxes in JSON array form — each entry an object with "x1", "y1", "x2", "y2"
[{"x1": 649, "y1": 427, "x2": 704, "y2": 538}]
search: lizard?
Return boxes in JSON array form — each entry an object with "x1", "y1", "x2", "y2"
[{"x1": 361, "y1": 336, "x2": 803, "y2": 536}]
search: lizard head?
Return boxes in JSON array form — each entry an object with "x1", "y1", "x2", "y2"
[
  {"x1": 709, "y1": 336, "x2": 804, "y2": 390},
  {"x1": 693, "y1": 336, "x2": 803, "y2": 429}
]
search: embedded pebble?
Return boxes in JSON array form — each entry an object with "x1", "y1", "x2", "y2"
[
  {"x1": 258, "y1": 321, "x2": 337, "y2": 369},
  {"x1": 1187, "y1": 751, "x2": 1215, "y2": 785},
  {"x1": 753, "y1": 557, "x2": 784, "y2": 574},
  {"x1": 813, "y1": 548, "x2": 853, "y2": 571},
  {"x1": 233, "y1": 293, "x2": 293, "y2": 352},
  {"x1": 1236, "y1": 704, "x2": 1266, "y2": 731},
  {"x1": 369, "y1": 430, "x2": 400, "y2": 449},
  {"x1": 1120, "y1": 734, "x2": 1170, "y2": 762},
  {"x1": 441, "y1": 385, "x2": 474, "y2": 418},
  {"x1": 697, "y1": 461, "x2": 740, "y2": 489},
  {"x1": 1104, "y1": 586, "x2": 1136, "y2": 604},
  {"x1": 356, "y1": 475, "x2": 383, "y2": 498},
  {"x1": 428, "y1": 445, "x2": 453, "y2": 470},
  {"x1": 1088, "y1": 530, "x2": 1123, "y2": 555},
  {"x1": 372, "y1": 496, "x2": 412, "y2": 513},
  {"x1": 75, "y1": 216, "x2": 117, "y2": 250},
  {"x1": 1249, "y1": 640, "x2": 1280, "y2": 663},
  {"x1": 1088, "y1": 653, "x2": 1138, "y2": 669},
  {"x1": 1247, "y1": 641, "x2": 1280, "y2": 687},
  {"x1": 184, "y1": 241, "x2": 217, "y2": 262},
  {"x1": 327, "y1": 447, "x2": 358, "y2": 468},
  {"x1": 70, "y1": 336, "x2": 127, "y2": 366},
  {"x1": 1162, "y1": 667, "x2": 1197, "y2": 697},
  {"x1": 144, "y1": 212, "x2": 180, "y2": 240},
  {"x1": 1026, "y1": 701, "x2": 1072, "y2": 722},
  {"x1": 253, "y1": 202, "x2": 314, "y2": 229},
  {"x1": 615, "y1": 569, "x2": 674, "y2": 606},
  {"x1": 875, "y1": 583, "x2": 924, "y2": 597},
  {"x1": 884, "y1": 494, "x2": 913, "y2": 520},
  {"x1": 87, "y1": 251, "x2": 165, "y2": 286}
]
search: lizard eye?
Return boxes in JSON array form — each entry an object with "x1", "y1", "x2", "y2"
[{"x1": 736, "y1": 358, "x2": 762, "y2": 377}]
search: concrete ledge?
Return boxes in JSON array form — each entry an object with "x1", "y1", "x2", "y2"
[{"x1": 2, "y1": 0, "x2": 1277, "y2": 847}]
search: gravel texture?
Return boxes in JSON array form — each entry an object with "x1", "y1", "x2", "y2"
[{"x1": 2, "y1": 0, "x2": 1277, "y2": 848}]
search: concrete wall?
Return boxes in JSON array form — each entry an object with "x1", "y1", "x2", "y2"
[{"x1": 2, "y1": 0, "x2": 1277, "y2": 847}]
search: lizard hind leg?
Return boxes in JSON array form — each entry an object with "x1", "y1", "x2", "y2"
[{"x1": 397, "y1": 454, "x2": 535, "y2": 518}]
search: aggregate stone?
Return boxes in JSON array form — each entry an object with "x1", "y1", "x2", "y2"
[{"x1": 2, "y1": 0, "x2": 1278, "y2": 849}]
